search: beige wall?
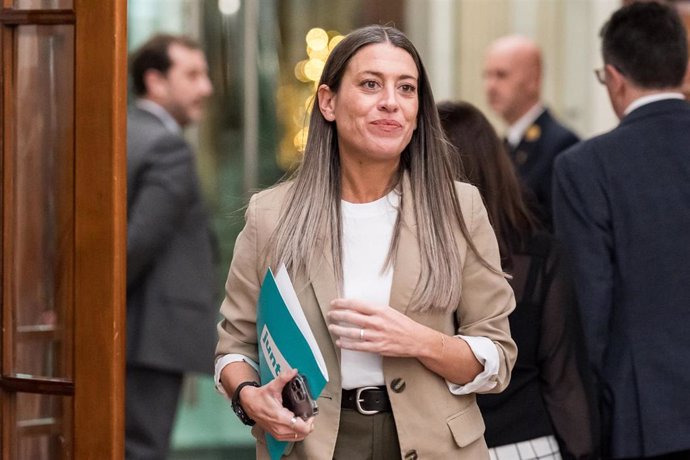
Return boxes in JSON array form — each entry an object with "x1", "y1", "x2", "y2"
[{"x1": 407, "y1": 0, "x2": 621, "y2": 139}]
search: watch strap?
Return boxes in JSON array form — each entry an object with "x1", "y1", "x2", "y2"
[{"x1": 232, "y1": 381, "x2": 260, "y2": 426}]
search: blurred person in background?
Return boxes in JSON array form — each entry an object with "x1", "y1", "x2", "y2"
[
  {"x1": 553, "y1": 2, "x2": 690, "y2": 458},
  {"x1": 439, "y1": 100, "x2": 594, "y2": 460},
  {"x1": 483, "y1": 35, "x2": 579, "y2": 229},
  {"x1": 126, "y1": 34, "x2": 217, "y2": 460}
]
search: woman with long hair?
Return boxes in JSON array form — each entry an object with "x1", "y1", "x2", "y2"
[
  {"x1": 215, "y1": 26, "x2": 516, "y2": 459},
  {"x1": 438, "y1": 100, "x2": 594, "y2": 459}
]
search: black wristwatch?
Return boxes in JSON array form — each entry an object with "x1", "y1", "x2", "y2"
[{"x1": 232, "y1": 381, "x2": 260, "y2": 426}]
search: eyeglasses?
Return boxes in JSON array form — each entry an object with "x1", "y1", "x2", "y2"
[{"x1": 594, "y1": 65, "x2": 625, "y2": 85}]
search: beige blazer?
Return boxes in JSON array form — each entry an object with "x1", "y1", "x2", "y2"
[{"x1": 217, "y1": 176, "x2": 517, "y2": 459}]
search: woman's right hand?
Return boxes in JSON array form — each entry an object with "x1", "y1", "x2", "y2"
[{"x1": 240, "y1": 368, "x2": 315, "y2": 442}]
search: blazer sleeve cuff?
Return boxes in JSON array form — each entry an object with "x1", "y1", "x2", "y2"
[
  {"x1": 445, "y1": 335, "x2": 499, "y2": 395},
  {"x1": 214, "y1": 353, "x2": 260, "y2": 398}
]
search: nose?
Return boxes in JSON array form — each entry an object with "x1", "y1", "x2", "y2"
[
  {"x1": 200, "y1": 74, "x2": 213, "y2": 97},
  {"x1": 378, "y1": 85, "x2": 398, "y2": 112}
]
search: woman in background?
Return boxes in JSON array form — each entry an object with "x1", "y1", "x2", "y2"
[{"x1": 438, "y1": 100, "x2": 594, "y2": 460}]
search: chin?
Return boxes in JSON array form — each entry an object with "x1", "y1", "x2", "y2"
[
  {"x1": 373, "y1": 148, "x2": 405, "y2": 162},
  {"x1": 185, "y1": 113, "x2": 203, "y2": 125}
]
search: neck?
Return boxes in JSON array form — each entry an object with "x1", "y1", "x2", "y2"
[
  {"x1": 142, "y1": 95, "x2": 167, "y2": 111},
  {"x1": 504, "y1": 99, "x2": 540, "y2": 126},
  {"x1": 141, "y1": 96, "x2": 187, "y2": 127},
  {"x1": 620, "y1": 85, "x2": 683, "y2": 115},
  {"x1": 340, "y1": 158, "x2": 400, "y2": 203}
]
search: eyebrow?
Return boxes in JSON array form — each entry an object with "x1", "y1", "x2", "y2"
[{"x1": 359, "y1": 70, "x2": 418, "y2": 82}]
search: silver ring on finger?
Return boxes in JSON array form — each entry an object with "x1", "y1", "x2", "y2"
[
  {"x1": 359, "y1": 328, "x2": 365, "y2": 341},
  {"x1": 290, "y1": 416, "x2": 297, "y2": 428}
]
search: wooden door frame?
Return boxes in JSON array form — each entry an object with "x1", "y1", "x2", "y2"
[
  {"x1": 0, "y1": 0, "x2": 126, "y2": 457},
  {"x1": 73, "y1": 0, "x2": 127, "y2": 457}
]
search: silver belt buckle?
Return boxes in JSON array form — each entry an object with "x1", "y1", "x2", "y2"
[{"x1": 355, "y1": 386, "x2": 380, "y2": 415}]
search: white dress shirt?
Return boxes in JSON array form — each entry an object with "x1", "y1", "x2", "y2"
[
  {"x1": 623, "y1": 92, "x2": 685, "y2": 116},
  {"x1": 505, "y1": 103, "x2": 545, "y2": 149}
]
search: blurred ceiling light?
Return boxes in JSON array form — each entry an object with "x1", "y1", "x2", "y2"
[
  {"x1": 304, "y1": 58, "x2": 325, "y2": 82},
  {"x1": 218, "y1": 0, "x2": 241, "y2": 15},
  {"x1": 307, "y1": 45, "x2": 329, "y2": 61},
  {"x1": 278, "y1": 26, "x2": 343, "y2": 169},
  {"x1": 293, "y1": 127, "x2": 309, "y2": 151},
  {"x1": 294, "y1": 60, "x2": 310, "y2": 83},
  {"x1": 304, "y1": 95, "x2": 315, "y2": 113},
  {"x1": 306, "y1": 28, "x2": 329, "y2": 51},
  {"x1": 328, "y1": 35, "x2": 345, "y2": 52}
]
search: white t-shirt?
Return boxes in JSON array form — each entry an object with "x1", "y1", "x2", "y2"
[{"x1": 339, "y1": 190, "x2": 399, "y2": 389}]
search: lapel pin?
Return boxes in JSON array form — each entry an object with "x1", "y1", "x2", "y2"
[{"x1": 525, "y1": 124, "x2": 541, "y2": 142}]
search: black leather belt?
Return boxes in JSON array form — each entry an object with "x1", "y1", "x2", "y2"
[{"x1": 341, "y1": 386, "x2": 391, "y2": 415}]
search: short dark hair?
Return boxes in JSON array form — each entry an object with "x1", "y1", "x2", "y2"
[
  {"x1": 129, "y1": 34, "x2": 201, "y2": 96},
  {"x1": 600, "y1": 1, "x2": 688, "y2": 89}
]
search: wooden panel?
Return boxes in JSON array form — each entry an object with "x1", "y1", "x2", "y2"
[
  {"x1": 1, "y1": 22, "x2": 14, "y2": 460},
  {"x1": 0, "y1": 10, "x2": 74, "y2": 24},
  {"x1": 0, "y1": 377, "x2": 72, "y2": 395},
  {"x1": 2, "y1": 19, "x2": 77, "y2": 460},
  {"x1": 13, "y1": 0, "x2": 72, "y2": 9},
  {"x1": 10, "y1": 24, "x2": 74, "y2": 381},
  {"x1": 15, "y1": 392, "x2": 71, "y2": 459},
  {"x1": 1, "y1": 26, "x2": 17, "y2": 380},
  {"x1": 72, "y1": 0, "x2": 126, "y2": 458}
]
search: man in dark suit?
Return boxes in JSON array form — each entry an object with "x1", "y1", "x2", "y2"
[
  {"x1": 484, "y1": 35, "x2": 579, "y2": 228},
  {"x1": 126, "y1": 34, "x2": 217, "y2": 459},
  {"x1": 553, "y1": 3, "x2": 690, "y2": 458}
]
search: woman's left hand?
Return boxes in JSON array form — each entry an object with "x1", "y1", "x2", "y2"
[{"x1": 327, "y1": 298, "x2": 435, "y2": 358}]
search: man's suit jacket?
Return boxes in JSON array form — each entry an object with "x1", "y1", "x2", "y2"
[
  {"x1": 216, "y1": 175, "x2": 517, "y2": 459},
  {"x1": 553, "y1": 99, "x2": 690, "y2": 458},
  {"x1": 127, "y1": 106, "x2": 218, "y2": 375},
  {"x1": 509, "y1": 108, "x2": 579, "y2": 228}
]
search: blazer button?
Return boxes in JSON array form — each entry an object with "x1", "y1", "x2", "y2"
[
  {"x1": 404, "y1": 449, "x2": 418, "y2": 460},
  {"x1": 390, "y1": 378, "x2": 406, "y2": 393}
]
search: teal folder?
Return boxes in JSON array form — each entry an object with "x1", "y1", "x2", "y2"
[{"x1": 257, "y1": 265, "x2": 329, "y2": 460}]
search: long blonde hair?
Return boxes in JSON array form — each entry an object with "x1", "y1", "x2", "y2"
[{"x1": 267, "y1": 25, "x2": 495, "y2": 312}]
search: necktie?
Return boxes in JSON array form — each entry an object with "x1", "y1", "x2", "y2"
[{"x1": 502, "y1": 136, "x2": 514, "y2": 156}]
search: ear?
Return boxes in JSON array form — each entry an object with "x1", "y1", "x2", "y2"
[
  {"x1": 605, "y1": 63, "x2": 625, "y2": 92},
  {"x1": 143, "y1": 69, "x2": 168, "y2": 99},
  {"x1": 317, "y1": 84, "x2": 336, "y2": 121}
]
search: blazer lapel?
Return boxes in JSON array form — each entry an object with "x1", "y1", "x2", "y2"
[
  {"x1": 307, "y1": 173, "x2": 422, "y2": 360},
  {"x1": 388, "y1": 174, "x2": 421, "y2": 314},
  {"x1": 513, "y1": 110, "x2": 547, "y2": 168},
  {"x1": 307, "y1": 228, "x2": 342, "y2": 363}
]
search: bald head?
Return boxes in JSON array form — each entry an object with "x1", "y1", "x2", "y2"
[{"x1": 483, "y1": 35, "x2": 543, "y2": 125}]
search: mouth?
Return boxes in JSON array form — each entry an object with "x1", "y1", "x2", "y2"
[{"x1": 370, "y1": 119, "x2": 403, "y2": 132}]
